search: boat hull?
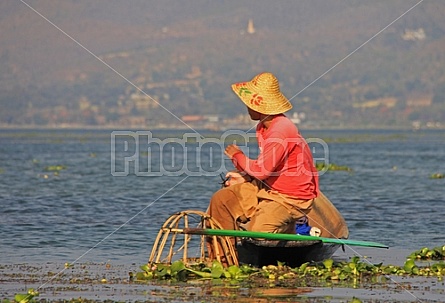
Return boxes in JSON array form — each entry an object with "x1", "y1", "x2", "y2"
[
  {"x1": 236, "y1": 190, "x2": 349, "y2": 267},
  {"x1": 237, "y1": 238, "x2": 342, "y2": 267}
]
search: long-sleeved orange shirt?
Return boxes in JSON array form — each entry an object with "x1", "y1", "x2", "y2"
[{"x1": 232, "y1": 114, "x2": 318, "y2": 199}]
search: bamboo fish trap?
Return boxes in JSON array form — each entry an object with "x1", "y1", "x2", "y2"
[{"x1": 148, "y1": 210, "x2": 238, "y2": 266}]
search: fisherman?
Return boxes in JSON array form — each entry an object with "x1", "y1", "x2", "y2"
[{"x1": 207, "y1": 72, "x2": 319, "y2": 260}]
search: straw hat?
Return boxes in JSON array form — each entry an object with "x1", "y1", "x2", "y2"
[{"x1": 231, "y1": 72, "x2": 292, "y2": 115}]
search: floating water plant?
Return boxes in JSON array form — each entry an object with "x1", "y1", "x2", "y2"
[
  {"x1": 136, "y1": 247, "x2": 445, "y2": 284},
  {"x1": 44, "y1": 165, "x2": 67, "y2": 172},
  {"x1": 316, "y1": 162, "x2": 352, "y2": 172},
  {"x1": 430, "y1": 173, "x2": 444, "y2": 179},
  {"x1": 409, "y1": 246, "x2": 445, "y2": 260},
  {"x1": 64, "y1": 262, "x2": 74, "y2": 268},
  {"x1": 13, "y1": 289, "x2": 39, "y2": 303},
  {"x1": 136, "y1": 260, "x2": 256, "y2": 282}
]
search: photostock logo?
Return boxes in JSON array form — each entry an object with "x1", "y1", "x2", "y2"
[{"x1": 111, "y1": 131, "x2": 330, "y2": 177}]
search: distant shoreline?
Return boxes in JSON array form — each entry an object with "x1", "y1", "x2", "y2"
[{"x1": 1, "y1": 124, "x2": 444, "y2": 132}]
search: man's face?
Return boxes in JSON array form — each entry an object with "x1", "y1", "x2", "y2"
[{"x1": 247, "y1": 107, "x2": 261, "y2": 120}]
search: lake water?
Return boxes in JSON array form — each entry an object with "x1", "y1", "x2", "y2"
[{"x1": 0, "y1": 128, "x2": 444, "y2": 266}]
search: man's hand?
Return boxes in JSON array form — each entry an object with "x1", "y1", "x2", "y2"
[
  {"x1": 224, "y1": 144, "x2": 243, "y2": 159},
  {"x1": 224, "y1": 171, "x2": 251, "y2": 187}
]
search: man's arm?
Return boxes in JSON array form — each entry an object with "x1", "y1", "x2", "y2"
[{"x1": 226, "y1": 133, "x2": 289, "y2": 180}]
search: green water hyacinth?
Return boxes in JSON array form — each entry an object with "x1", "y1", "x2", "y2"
[
  {"x1": 137, "y1": 260, "x2": 256, "y2": 282},
  {"x1": 44, "y1": 165, "x2": 67, "y2": 172},
  {"x1": 316, "y1": 162, "x2": 352, "y2": 172},
  {"x1": 136, "y1": 247, "x2": 445, "y2": 284},
  {"x1": 409, "y1": 246, "x2": 445, "y2": 260},
  {"x1": 403, "y1": 258, "x2": 445, "y2": 278},
  {"x1": 13, "y1": 289, "x2": 39, "y2": 303},
  {"x1": 430, "y1": 173, "x2": 444, "y2": 179}
]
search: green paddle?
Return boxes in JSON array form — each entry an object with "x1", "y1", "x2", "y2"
[{"x1": 182, "y1": 228, "x2": 388, "y2": 249}]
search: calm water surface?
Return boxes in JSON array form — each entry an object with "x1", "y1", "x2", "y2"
[{"x1": 0, "y1": 128, "x2": 444, "y2": 265}]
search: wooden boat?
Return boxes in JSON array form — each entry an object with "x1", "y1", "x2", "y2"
[
  {"x1": 237, "y1": 237, "x2": 341, "y2": 268},
  {"x1": 149, "y1": 192, "x2": 385, "y2": 268},
  {"x1": 236, "y1": 191, "x2": 349, "y2": 267}
]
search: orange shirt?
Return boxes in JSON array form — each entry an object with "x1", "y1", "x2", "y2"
[{"x1": 232, "y1": 114, "x2": 318, "y2": 199}]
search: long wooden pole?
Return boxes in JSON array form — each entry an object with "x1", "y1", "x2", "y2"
[{"x1": 181, "y1": 228, "x2": 389, "y2": 249}]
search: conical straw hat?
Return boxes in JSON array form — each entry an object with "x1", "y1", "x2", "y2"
[{"x1": 231, "y1": 72, "x2": 292, "y2": 115}]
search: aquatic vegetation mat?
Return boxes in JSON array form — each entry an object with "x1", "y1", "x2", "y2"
[
  {"x1": 2, "y1": 246, "x2": 445, "y2": 303},
  {"x1": 137, "y1": 251, "x2": 445, "y2": 284}
]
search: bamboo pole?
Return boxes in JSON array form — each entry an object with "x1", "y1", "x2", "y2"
[{"x1": 182, "y1": 228, "x2": 389, "y2": 249}]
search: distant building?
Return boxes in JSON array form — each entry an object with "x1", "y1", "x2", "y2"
[
  {"x1": 402, "y1": 28, "x2": 426, "y2": 41},
  {"x1": 181, "y1": 115, "x2": 204, "y2": 122},
  {"x1": 353, "y1": 97, "x2": 398, "y2": 109},
  {"x1": 290, "y1": 112, "x2": 306, "y2": 125},
  {"x1": 204, "y1": 115, "x2": 219, "y2": 123},
  {"x1": 247, "y1": 19, "x2": 255, "y2": 34},
  {"x1": 406, "y1": 94, "x2": 432, "y2": 107}
]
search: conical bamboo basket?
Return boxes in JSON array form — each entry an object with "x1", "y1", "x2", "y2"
[{"x1": 148, "y1": 210, "x2": 238, "y2": 266}]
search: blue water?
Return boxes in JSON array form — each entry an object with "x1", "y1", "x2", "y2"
[{"x1": 0, "y1": 128, "x2": 444, "y2": 265}]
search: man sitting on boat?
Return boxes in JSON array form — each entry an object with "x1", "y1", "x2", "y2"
[{"x1": 207, "y1": 72, "x2": 319, "y2": 260}]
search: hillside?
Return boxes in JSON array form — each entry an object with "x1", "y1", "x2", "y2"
[{"x1": 1, "y1": 0, "x2": 444, "y2": 129}]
